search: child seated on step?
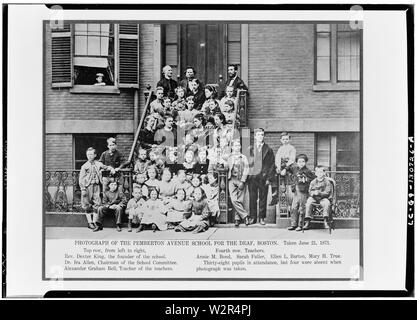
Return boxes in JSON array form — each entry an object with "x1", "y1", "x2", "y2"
[
  {"x1": 222, "y1": 99, "x2": 236, "y2": 126},
  {"x1": 94, "y1": 180, "x2": 127, "y2": 232},
  {"x1": 166, "y1": 188, "x2": 192, "y2": 229},
  {"x1": 219, "y1": 86, "x2": 237, "y2": 113},
  {"x1": 174, "y1": 169, "x2": 193, "y2": 200},
  {"x1": 163, "y1": 96, "x2": 178, "y2": 121},
  {"x1": 189, "y1": 174, "x2": 202, "y2": 199},
  {"x1": 177, "y1": 96, "x2": 199, "y2": 131},
  {"x1": 137, "y1": 189, "x2": 168, "y2": 232},
  {"x1": 134, "y1": 148, "x2": 150, "y2": 176},
  {"x1": 125, "y1": 186, "x2": 146, "y2": 232},
  {"x1": 133, "y1": 172, "x2": 149, "y2": 200},
  {"x1": 144, "y1": 165, "x2": 161, "y2": 195},
  {"x1": 172, "y1": 86, "x2": 187, "y2": 113},
  {"x1": 176, "y1": 186, "x2": 210, "y2": 233}
]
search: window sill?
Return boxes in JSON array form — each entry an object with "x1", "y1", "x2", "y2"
[
  {"x1": 313, "y1": 82, "x2": 360, "y2": 92},
  {"x1": 69, "y1": 85, "x2": 120, "y2": 94}
]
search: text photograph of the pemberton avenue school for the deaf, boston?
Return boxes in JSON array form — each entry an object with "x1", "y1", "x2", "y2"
[{"x1": 44, "y1": 22, "x2": 361, "y2": 230}]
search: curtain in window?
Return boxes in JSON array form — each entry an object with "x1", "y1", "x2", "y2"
[
  {"x1": 316, "y1": 24, "x2": 331, "y2": 82},
  {"x1": 74, "y1": 24, "x2": 110, "y2": 69},
  {"x1": 337, "y1": 24, "x2": 360, "y2": 81}
]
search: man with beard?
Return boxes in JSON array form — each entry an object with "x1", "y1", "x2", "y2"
[
  {"x1": 247, "y1": 128, "x2": 275, "y2": 225},
  {"x1": 222, "y1": 64, "x2": 248, "y2": 97},
  {"x1": 157, "y1": 65, "x2": 178, "y2": 99},
  {"x1": 179, "y1": 66, "x2": 202, "y2": 96}
]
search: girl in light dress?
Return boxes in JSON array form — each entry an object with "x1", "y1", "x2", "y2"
[
  {"x1": 175, "y1": 187, "x2": 210, "y2": 233},
  {"x1": 144, "y1": 165, "x2": 161, "y2": 194},
  {"x1": 166, "y1": 188, "x2": 192, "y2": 229},
  {"x1": 138, "y1": 189, "x2": 168, "y2": 232},
  {"x1": 158, "y1": 167, "x2": 176, "y2": 204},
  {"x1": 172, "y1": 86, "x2": 187, "y2": 113}
]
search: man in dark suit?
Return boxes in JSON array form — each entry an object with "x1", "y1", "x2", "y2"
[
  {"x1": 179, "y1": 66, "x2": 197, "y2": 96},
  {"x1": 224, "y1": 64, "x2": 248, "y2": 97},
  {"x1": 157, "y1": 65, "x2": 178, "y2": 99},
  {"x1": 247, "y1": 128, "x2": 275, "y2": 225}
]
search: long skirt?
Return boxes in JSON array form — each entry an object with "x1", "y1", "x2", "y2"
[
  {"x1": 176, "y1": 214, "x2": 209, "y2": 232},
  {"x1": 166, "y1": 210, "x2": 188, "y2": 224},
  {"x1": 141, "y1": 212, "x2": 167, "y2": 231}
]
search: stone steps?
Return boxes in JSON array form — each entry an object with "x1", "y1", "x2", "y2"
[{"x1": 45, "y1": 212, "x2": 359, "y2": 229}]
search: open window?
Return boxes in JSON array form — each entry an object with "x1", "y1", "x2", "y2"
[
  {"x1": 73, "y1": 23, "x2": 115, "y2": 86},
  {"x1": 51, "y1": 22, "x2": 139, "y2": 92}
]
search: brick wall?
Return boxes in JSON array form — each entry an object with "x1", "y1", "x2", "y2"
[
  {"x1": 138, "y1": 24, "x2": 155, "y2": 116},
  {"x1": 45, "y1": 134, "x2": 73, "y2": 170},
  {"x1": 247, "y1": 24, "x2": 360, "y2": 121},
  {"x1": 115, "y1": 134, "x2": 135, "y2": 161},
  {"x1": 44, "y1": 23, "x2": 154, "y2": 170},
  {"x1": 45, "y1": 25, "x2": 134, "y2": 121},
  {"x1": 264, "y1": 132, "x2": 316, "y2": 167}
]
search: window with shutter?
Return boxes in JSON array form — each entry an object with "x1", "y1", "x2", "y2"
[
  {"x1": 73, "y1": 23, "x2": 115, "y2": 86},
  {"x1": 118, "y1": 23, "x2": 139, "y2": 88},
  {"x1": 227, "y1": 24, "x2": 241, "y2": 73},
  {"x1": 51, "y1": 23, "x2": 72, "y2": 87},
  {"x1": 50, "y1": 22, "x2": 140, "y2": 92}
]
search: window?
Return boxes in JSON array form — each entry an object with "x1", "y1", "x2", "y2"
[
  {"x1": 316, "y1": 133, "x2": 360, "y2": 171},
  {"x1": 51, "y1": 23, "x2": 139, "y2": 90},
  {"x1": 336, "y1": 24, "x2": 360, "y2": 81},
  {"x1": 163, "y1": 24, "x2": 179, "y2": 78},
  {"x1": 227, "y1": 24, "x2": 241, "y2": 72},
  {"x1": 74, "y1": 24, "x2": 115, "y2": 86},
  {"x1": 74, "y1": 134, "x2": 109, "y2": 169},
  {"x1": 315, "y1": 24, "x2": 331, "y2": 82},
  {"x1": 314, "y1": 23, "x2": 360, "y2": 90}
]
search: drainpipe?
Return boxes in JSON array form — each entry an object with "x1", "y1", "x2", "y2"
[{"x1": 133, "y1": 88, "x2": 139, "y2": 134}]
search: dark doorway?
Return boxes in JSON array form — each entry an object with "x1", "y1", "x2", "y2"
[{"x1": 180, "y1": 24, "x2": 225, "y2": 85}]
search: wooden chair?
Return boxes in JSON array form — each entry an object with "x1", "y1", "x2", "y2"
[{"x1": 302, "y1": 177, "x2": 336, "y2": 234}]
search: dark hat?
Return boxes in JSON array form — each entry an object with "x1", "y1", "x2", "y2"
[{"x1": 296, "y1": 154, "x2": 308, "y2": 162}]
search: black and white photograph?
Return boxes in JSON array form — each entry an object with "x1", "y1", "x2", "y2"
[{"x1": 42, "y1": 17, "x2": 362, "y2": 280}]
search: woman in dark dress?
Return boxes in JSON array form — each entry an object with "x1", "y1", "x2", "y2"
[
  {"x1": 139, "y1": 115, "x2": 157, "y2": 151},
  {"x1": 188, "y1": 79, "x2": 205, "y2": 111},
  {"x1": 201, "y1": 85, "x2": 221, "y2": 125}
]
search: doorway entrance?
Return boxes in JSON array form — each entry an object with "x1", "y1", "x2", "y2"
[{"x1": 162, "y1": 23, "x2": 241, "y2": 85}]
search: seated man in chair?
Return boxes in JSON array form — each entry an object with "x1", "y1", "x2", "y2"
[{"x1": 304, "y1": 165, "x2": 332, "y2": 230}]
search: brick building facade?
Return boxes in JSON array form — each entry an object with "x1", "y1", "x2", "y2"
[
  {"x1": 44, "y1": 22, "x2": 360, "y2": 225},
  {"x1": 45, "y1": 22, "x2": 360, "y2": 172}
]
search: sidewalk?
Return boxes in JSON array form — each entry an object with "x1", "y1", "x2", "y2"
[{"x1": 46, "y1": 226, "x2": 359, "y2": 240}]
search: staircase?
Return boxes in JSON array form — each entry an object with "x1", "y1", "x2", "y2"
[{"x1": 127, "y1": 81, "x2": 249, "y2": 224}]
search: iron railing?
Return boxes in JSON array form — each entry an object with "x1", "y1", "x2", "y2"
[
  {"x1": 45, "y1": 169, "x2": 134, "y2": 213},
  {"x1": 277, "y1": 171, "x2": 360, "y2": 218},
  {"x1": 45, "y1": 169, "x2": 360, "y2": 219}
]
